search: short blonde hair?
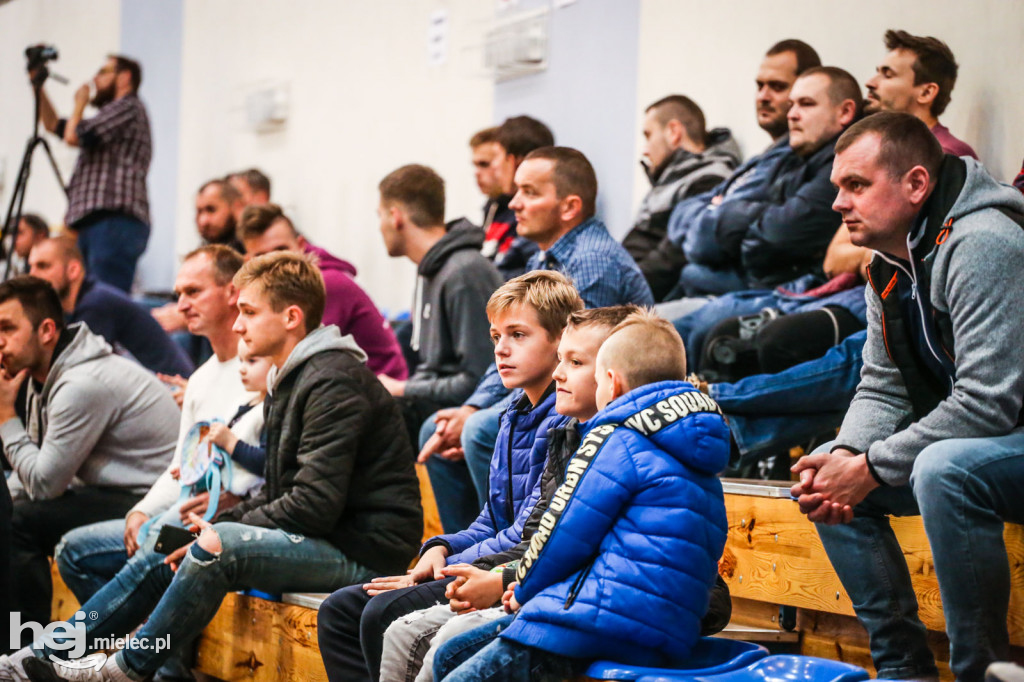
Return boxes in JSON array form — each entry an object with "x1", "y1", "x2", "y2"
[
  {"x1": 233, "y1": 251, "x2": 325, "y2": 333},
  {"x1": 599, "y1": 308, "x2": 687, "y2": 388},
  {"x1": 486, "y1": 270, "x2": 583, "y2": 339}
]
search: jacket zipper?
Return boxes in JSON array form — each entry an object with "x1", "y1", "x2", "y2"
[
  {"x1": 505, "y1": 409, "x2": 516, "y2": 524},
  {"x1": 875, "y1": 250, "x2": 954, "y2": 392},
  {"x1": 563, "y1": 559, "x2": 595, "y2": 609}
]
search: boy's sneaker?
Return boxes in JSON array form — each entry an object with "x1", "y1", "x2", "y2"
[
  {"x1": 0, "y1": 650, "x2": 32, "y2": 681},
  {"x1": 22, "y1": 654, "x2": 130, "y2": 682}
]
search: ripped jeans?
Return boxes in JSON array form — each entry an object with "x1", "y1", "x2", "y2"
[{"x1": 38, "y1": 521, "x2": 375, "y2": 678}]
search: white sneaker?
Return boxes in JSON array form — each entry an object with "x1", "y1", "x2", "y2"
[
  {"x1": 0, "y1": 650, "x2": 32, "y2": 681},
  {"x1": 22, "y1": 653, "x2": 128, "y2": 682}
]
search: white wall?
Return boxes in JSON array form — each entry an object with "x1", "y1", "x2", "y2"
[
  {"x1": 634, "y1": 0, "x2": 1024, "y2": 209},
  {"x1": 176, "y1": 0, "x2": 496, "y2": 314},
  {"x1": 0, "y1": 0, "x2": 121, "y2": 237}
]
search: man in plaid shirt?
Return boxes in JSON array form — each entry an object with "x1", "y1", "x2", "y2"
[{"x1": 36, "y1": 55, "x2": 151, "y2": 293}]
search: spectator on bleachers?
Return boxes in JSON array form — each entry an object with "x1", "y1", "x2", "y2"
[
  {"x1": 648, "y1": 39, "x2": 820, "y2": 306},
  {"x1": 6, "y1": 252, "x2": 423, "y2": 682},
  {"x1": 237, "y1": 203, "x2": 407, "y2": 380},
  {"x1": 475, "y1": 117, "x2": 552, "y2": 279},
  {"x1": 8, "y1": 213, "x2": 50, "y2": 277},
  {"x1": 28, "y1": 237, "x2": 194, "y2": 377},
  {"x1": 420, "y1": 147, "x2": 654, "y2": 533},
  {"x1": 374, "y1": 164, "x2": 503, "y2": 451},
  {"x1": 316, "y1": 271, "x2": 581, "y2": 682},
  {"x1": 673, "y1": 66, "x2": 860, "y2": 303},
  {"x1": 0, "y1": 276, "x2": 179, "y2": 640},
  {"x1": 226, "y1": 167, "x2": 271, "y2": 221},
  {"x1": 435, "y1": 310, "x2": 730, "y2": 680},
  {"x1": 623, "y1": 95, "x2": 741, "y2": 300},
  {"x1": 791, "y1": 112, "x2": 1024, "y2": 681}
]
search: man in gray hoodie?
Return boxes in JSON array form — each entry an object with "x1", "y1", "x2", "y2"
[
  {"x1": 791, "y1": 112, "x2": 1024, "y2": 681},
  {"x1": 0, "y1": 276, "x2": 178, "y2": 640}
]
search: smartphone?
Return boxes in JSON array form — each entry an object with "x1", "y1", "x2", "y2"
[{"x1": 154, "y1": 525, "x2": 198, "y2": 555}]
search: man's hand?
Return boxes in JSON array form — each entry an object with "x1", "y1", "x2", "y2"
[
  {"x1": 152, "y1": 303, "x2": 187, "y2": 334},
  {"x1": 361, "y1": 573, "x2": 415, "y2": 596},
  {"x1": 417, "y1": 406, "x2": 477, "y2": 462},
  {"x1": 164, "y1": 513, "x2": 221, "y2": 572},
  {"x1": 377, "y1": 374, "x2": 407, "y2": 397},
  {"x1": 157, "y1": 373, "x2": 187, "y2": 408},
  {"x1": 502, "y1": 582, "x2": 520, "y2": 614},
  {"x1": 417, "y1": 429, "x2": 465, "y2": 463},
  {"x1": 179, "y1": 491, "x2": 242, "y2": 524},
  {"x1": 443, "y1": 564, "x2": 504, "y2": 614},
  {"x1": 73, "y1": 84, "x2": 90, "y2": 109},
  {"x1": 0, "y1": 368, "x2": 29, "y2": 423},
  {"x1": 791, "y1": 448, "x2": 878, "y2": 525},
  {"x1": 710, "y1": 195, "x2": 724, "y2": 207},
  {"x1": 123, "y1": 511, "x2": 149, "y2": 558}
]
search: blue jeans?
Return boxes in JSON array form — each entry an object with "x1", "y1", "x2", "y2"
[
  {"x1": 709, "y1": 330, "x2": 865, "y2": 459},
  {"x1": 433, "y1": 614, "x2": 585, "y2": 682},
  {"x1": 75, "y1": 213, "x2": 150, "y2": 293},
  {"x1": 41, "y1": 521, "x2": 375, "y2": 677},
  {"x1": 815, "y1": 431, "x2": 1024, "y2": 681},
  {"x1": 423, "y1": 405, "x2": 502, "y2": 533}
]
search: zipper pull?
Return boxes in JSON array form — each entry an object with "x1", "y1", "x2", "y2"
[{"x1": 911, "y1": 283, "x2": 918, "y2": 300}]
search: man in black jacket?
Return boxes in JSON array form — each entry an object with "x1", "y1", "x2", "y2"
[{"x1": 10, "y1": 252, "x2": 423, "y2": 682}]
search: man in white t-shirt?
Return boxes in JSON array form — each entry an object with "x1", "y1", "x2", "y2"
[{"x1": 49, "y1": 245, "x2": 255, "y2": 678}]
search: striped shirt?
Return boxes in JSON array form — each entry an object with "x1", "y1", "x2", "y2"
[{"x1": 62, "y1": 94, "x2": 152, "y2": 227}]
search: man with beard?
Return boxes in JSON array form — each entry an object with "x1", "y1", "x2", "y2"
[
  {"x1": 28, "y1": 237, "x2": 193, "y2": 377},
  {"x1": 35, "y1": 55, "x2": 151, "y2": 293}
]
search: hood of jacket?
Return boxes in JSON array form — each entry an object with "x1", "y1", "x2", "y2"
[
  {"x1": 306, "y1": 243, "x2": 357, "y2": 277},
  {"x1": 645, "y1": 128, "x2": 742, "y2": 186},
  {"x1": 590, "y1": 380, "x2": 730, "y2": 476},
  {"x1": 268, "y1": 325, "x2": 367, "y2": 392},
  {"x1": 41, "y1": 323, "x2": 112, "y2": 400},
  {"x1": 418, "y1": 218, "x2": 484, "y2": 278},
  {"x1": 944, "y1": 157, "x2": 1024, "y2": 223}
]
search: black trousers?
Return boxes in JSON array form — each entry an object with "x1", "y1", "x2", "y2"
[
  {"x1": 1, "y1": 474, "x2": 11, "y2": 654},
  {"x1": 10, "y1": 486, "x2": 141, "y2": 644},
  {"x1": 317, "y1": 578, "x2": 454, "y2": 682}
]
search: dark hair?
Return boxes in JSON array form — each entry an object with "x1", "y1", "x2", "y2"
[
  {"x1": 523, "y1": 147, "x2": 598, "y2": 220},
  {"x1": 884, "y1": 29, "x2": 959, "y2": 117},
  {"x1": 469, "y1": 127, "x2": 500, "y2": 148},
  {"x1": 766, "y1": 39, "x2": 821, "y2": 75},
  {"x1": 646, "y1": 95, "x2": 707, "y2": 146},
  {"x1": 228, "y1": 168, "x2": 271, "y2": 197},
  {"x1": 496, "y1": 116, "x2": 555, "y2": 159},
  {"x1": 109, "y1": 54, "x2": 142, "y2": 93},
  {"x1": 799, "y1": 66, "x2": 864, "y2": 119},
  {"x1": 238, "y1": 203, "x2": 296, "y2": 241},
  {"x1": 198, "y1": 178, "x2": 240, "y2": 205},
  {"x1": 19, "y1": 213, "x2": 49, "y2": 239},
  {"x1": 378, "y1": 164, "x2": 446, "y2": 228},
  {"x1": 183, "y1": 244, "x2": 245, "y2": 286},
  {"x1": 0, "y1": 276, "x2": 65, "y2": 331},
  {"x1": 835, "y1": 111, "x2": 944, "y2": 181}
]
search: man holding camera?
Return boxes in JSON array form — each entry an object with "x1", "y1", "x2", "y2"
[{"x1": 33, "y1": 53, "x2": 151, "y2": 293}]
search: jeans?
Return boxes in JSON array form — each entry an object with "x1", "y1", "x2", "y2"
[
  {"x1": 317, "y1": 579, "x2": 453, "y2": 682},
  {"x1": 423, "y1": 406, "x2": 502, "y2": 533},
  {"x1": 709, "y1": 330, "x2": 865, "y2": 459},
  {"x1": 433, "y1": 614, "x2": 585, "y2": 682},
  {"x1": 55, "y1": 518, "x2": 133, "y2": 603},
  {"x1": 815, "y1": 430, "x2": 1024, "y2": 681},
  {"x1": 75, "y1": 213, "x2": 150, "y2": 293},
  {"x1": 10, "y1": 487, "x2": 141, "y2": 642},
  {"x1": 40, "y1": 522, "x2": 375, "y2": 678}
]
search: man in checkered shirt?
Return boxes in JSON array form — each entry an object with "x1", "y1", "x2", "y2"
[{"x1": 36, "y1": 54, "x2": 151, "y2": 293}]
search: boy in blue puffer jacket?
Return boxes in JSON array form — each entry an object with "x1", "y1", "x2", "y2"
[
  {"x1": 436, "y1": 308, "x2": 731, "y2": 681},
  {"x1": 317, "y1": 270, "x2": 583, "y2": 682}
]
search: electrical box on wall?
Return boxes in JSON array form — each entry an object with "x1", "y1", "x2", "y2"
[
  {"x1": 245, "y1": 83, "x2": 289, "y2": 132},
  {"x1": 484, "y1": 8, "x2": 548, "y2": 82}
]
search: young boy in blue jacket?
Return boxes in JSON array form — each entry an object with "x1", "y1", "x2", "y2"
[
  {"x1": 317, "y1": 270, "x2": 583, "y2": 682},
  {"x1": 435, "y1": 309, "x2": 731, "y2": 681}
]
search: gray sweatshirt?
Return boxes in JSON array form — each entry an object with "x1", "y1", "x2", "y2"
[
  {"x1": 838, "y1": 158, "x2": 1024, "y2": 485},
  {"x1": 2, "y1": 323, "x2": 179, "y2": 501}
]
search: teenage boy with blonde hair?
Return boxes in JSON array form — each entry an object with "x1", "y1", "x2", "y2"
[
  {"x1": 318, "y1": 270, "x2": 582, "y2": 682},
  {"x1": 7, "y1": 252, "x2": 422, "y2": 682},
  {"x1": 436, "y1": 309, "x2": 732, "y2": 681}
]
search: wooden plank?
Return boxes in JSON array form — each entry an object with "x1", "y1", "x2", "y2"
[{"x1": 416, "y1": 463, "x2": 443, "y2": 543}]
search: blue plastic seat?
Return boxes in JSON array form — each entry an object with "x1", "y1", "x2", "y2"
[
  {"x1": 585, "y1": 637, "x2": 769, "y2": 680},
  {"x1": 635, "y1": 654, "x2": 871, "y2": 682}
]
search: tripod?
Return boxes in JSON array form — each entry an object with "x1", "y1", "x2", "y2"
[{"x1": 1, "y1": 65, "x2": 69, "y2": 280}]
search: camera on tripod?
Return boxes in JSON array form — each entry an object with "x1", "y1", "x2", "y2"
[{"x1": 25, "y1": 44, "x2": 58, "y2": 72}]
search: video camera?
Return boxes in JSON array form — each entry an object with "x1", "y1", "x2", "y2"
[{"x1": 25, "y1": 44, "x2": 58, "y2": 71}]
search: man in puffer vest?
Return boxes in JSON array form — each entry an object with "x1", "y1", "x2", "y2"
[
  {"x1": 438, "y1": 309, "x2": 730, "y2": 681},
  {"x1": 791, "y1": 112, "x2": 1024, "y2": 682}
]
